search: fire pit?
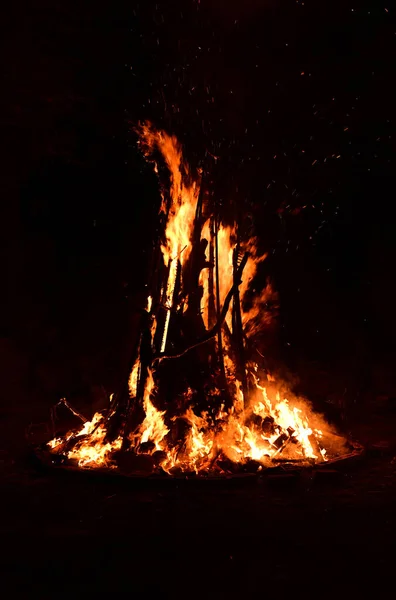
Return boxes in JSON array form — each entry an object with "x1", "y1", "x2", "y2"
[{"x1": 38, "y1": 124, "x2": 362, "y2": 479}]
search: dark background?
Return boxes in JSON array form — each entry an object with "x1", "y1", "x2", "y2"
[
  {"x1": 2, "y1": 0, "x2": 396, "y2": 429},
  {"x1": 2, "y1": 3, "x2": 396, "y2": 597}
]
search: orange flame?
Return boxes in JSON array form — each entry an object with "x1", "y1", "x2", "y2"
[
  {"x1": 134, "y1": 369, "x2": 169, "y2": 451},
  {"x1": 138, "y1": 123, "x2": 200, "y2": 353},
  {"x1": 138, "y1": 122, "x2": 199, "y2": 267},
  {"x1": 48, "y1": 412, "x2": 122, "y2": 468}
]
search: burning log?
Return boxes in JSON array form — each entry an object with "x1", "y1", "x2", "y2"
[
  {"x1": 273, "y1": 432, "x2": 290, "y2": 451},
  {"x1": 232, "y1": 244, "x2": 248, "y2": 405},
  {"x1": 261, "y1": 416, "x2": 276, "y2": 435},
  {"x1": 208, "y1": 216, "x2": 217, "y2": 329},
  {"x1": 271, "y1": 426, "x2": 298, "y2": 459}
]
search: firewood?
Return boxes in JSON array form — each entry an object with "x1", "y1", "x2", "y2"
[{"x1": 153, "y1": 253, "x2": 249, "y2": 363}]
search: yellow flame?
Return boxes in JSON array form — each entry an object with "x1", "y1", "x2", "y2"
[
  {"x1": 146, "y1": 295, "x2": 153, "y2": 312},
  {"x1": 133, "y1": 370, "x2": 169, "y2": 452},
  {"x1": 128, "y1": 359, "x2": 140, "y2": 398},
  {"x1": 138, "y1": 122, "x2": 199, "y2": 267}
]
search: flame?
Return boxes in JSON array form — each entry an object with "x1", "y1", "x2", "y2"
[
  {"x1": 47, "y1": 412, "x2": 121, "y2": 468},
  {"x1": 134, "y1": 369, "x2": 169, "y2": 451},
  {"x1": 161, "y1": 408, "x2": 216, "y2": 474},
  {"x1": 47, "y1": 123, "x2": 347, "y2": 475},
  {"x1": 138, "y1": 123, "x2": 200, "y2": 353},
  {"x1": 199, "y1": 218, "x2": 211, "y2": 329},
  {"x1": 47, "y1": 437, "x2": 65, "y2": 449},
  {"x1": 138, "y1": 122, "x2": 199, "y2": 267},
  {"x1": 128, "y1": 359, "x2": 140, "y2": 398},
  {"x1": 199, "y1": 222, "x2": 275, "y2": 336},
  {"x1": 139, "y1": 368, "x2": 332, "y2": 475},
  {"x1": 216, "y1": 224, "x2": 235, "y2": 308},
  {"x1": 146, "y1": 295, "x2": 153, "y2": 313}
]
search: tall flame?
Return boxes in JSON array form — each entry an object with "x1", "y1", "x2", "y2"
[
  {"x1": 138, "y1": 123, "x2": 199, "y2": 267},
  {"x1": 138, "y1": 123, "x2": 200, "y2": 353}
]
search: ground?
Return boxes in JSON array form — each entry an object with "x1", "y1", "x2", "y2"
[{"x1": 1, "y1": 398, "x2": 396, "y2": 598}]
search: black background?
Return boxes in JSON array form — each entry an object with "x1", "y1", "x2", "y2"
[
  {"x1": 2, "y1": 3, "x2": 396, "y2": 597},
  {"x1": 2, "y1": 0, "x2": 396, "y2": 423}
]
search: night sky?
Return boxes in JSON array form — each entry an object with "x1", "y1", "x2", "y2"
[{"x1": 3, "y1": 1, "x2": 396, "y2": 416}]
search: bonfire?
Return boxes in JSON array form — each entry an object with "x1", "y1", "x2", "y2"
[{"x1": 44, "y1": 123, "x2": 350, "y2": 476}]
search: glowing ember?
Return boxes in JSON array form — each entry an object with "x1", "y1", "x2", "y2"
[{"x1": 46, "y1": 123, "x2": 347, "y2": 474}]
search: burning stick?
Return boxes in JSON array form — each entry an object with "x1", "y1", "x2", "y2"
[
  {"x1": 214, "y1": 214, "x2": 226, "y2": 383},
  {"x1": 153, "y1": 253, "x2": 249, "y2": 363},
  {"x1": 232, "y1": 244, "x2": 249, "y2": 406},
  {"x1": 160, "y1": 249, "x2": 185, "y2": 353},
  {"x1": 52, "y1": 398, "x2": 88, "y2": 424}
]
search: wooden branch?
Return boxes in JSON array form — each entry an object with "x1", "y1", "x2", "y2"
[
  {"x1": 56, "y1": 399, "x2": 88, "y2": 423},
  {"x1": 153, "y1": 252, "x2": 249, "y2": 363}
]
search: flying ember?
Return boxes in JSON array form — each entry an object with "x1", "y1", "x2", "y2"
[{"x1": 45, "y1": 123, "x2": 348, "y2": 476}]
